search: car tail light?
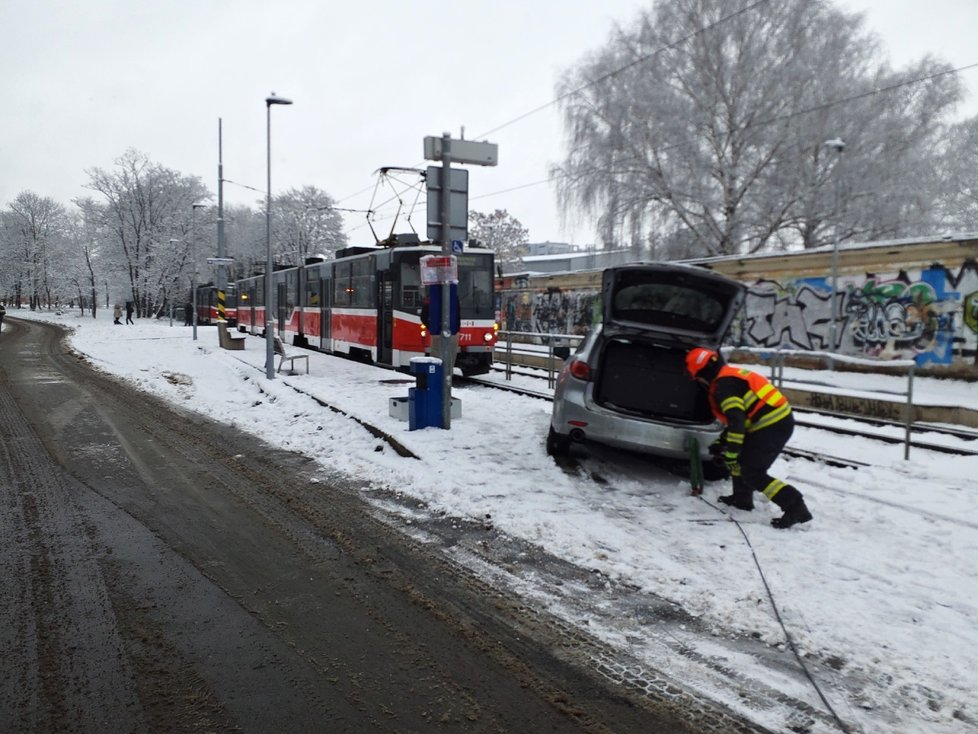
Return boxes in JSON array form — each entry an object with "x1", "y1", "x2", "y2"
[{"x1": 569, "y1": 358, "x2": 591, "y2": 381}]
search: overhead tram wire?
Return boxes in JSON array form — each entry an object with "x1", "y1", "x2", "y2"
[
  {"x1": 336, "y1": 0, "x2": 978, "y2": 230},
  {"x1": 334, "y1": 1, "x2": 773, "y2": 230},
  {"x1": 465, "y1": 58, "x2": 978, "y2": 208}
]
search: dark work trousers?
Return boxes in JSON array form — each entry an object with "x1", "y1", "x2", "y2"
[{"x1": 732, "y1": 412, "x2": 795, "y2": 499}]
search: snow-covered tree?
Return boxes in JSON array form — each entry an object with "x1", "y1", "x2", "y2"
[
  {"x1": 553, "y1": 0, "x2": 964, "y2": 255},
  {"x1": 2, "y1": 192, "x2": 72, "y2": 308},
  {"x1": 84, "y1": 149, "x2": 210, "y2": 317},
  {"x1": 272, "y1": 186, "x2": 348, "y2": 265},
  {"x1": 468, "y1": 209, "x2": 529, "y2": 264}
]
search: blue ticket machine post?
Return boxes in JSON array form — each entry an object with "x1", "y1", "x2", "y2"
[{"x1": 408, "y1": 357, "x2": 443, "y2": 430}]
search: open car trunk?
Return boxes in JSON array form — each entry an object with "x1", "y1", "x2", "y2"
[{"x1": 594, "y1": 338, "x2": 713, "y2": 423}]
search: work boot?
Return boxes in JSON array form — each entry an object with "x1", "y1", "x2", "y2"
[
  {"x1": 771, "y1": 499, "x2": 813, "y2": 529},
  {"x1": 718, "y1": 494, "x2": 754, "y2": 511}
]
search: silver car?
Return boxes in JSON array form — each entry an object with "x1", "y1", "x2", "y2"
[{"x1": 547, "y1": 263, "x2": 746, "y2": 469}]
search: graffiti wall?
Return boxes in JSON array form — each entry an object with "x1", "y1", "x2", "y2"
[
  {"x1": 739, "y1": 261, "x2": 978, "y2": 365},
  {"x1": 497, "y1": 258, "x2": 978, "y2": 367},
  {"x1": 499, "y1": 288, "x2": 600, "y2": 336}
]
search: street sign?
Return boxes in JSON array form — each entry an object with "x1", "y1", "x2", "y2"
[
  {"x1": 424, "y1": 136, "x2": 498, "y2": 166},
  {"x1": 207, "y1": 257, "x2": 235, "y2": 265},
  {"x1": 426, "y1": 166, "x2": 469, "y2": 244},
  {"x1": 451, "y1": 239, "x2": 463, "y2": 254}
]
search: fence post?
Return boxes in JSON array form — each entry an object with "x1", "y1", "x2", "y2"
[
  {"x1": 505, "y1": 332, "x2": 513, "y2": 381},
  {"x1": 904, "y1": 363, "x2": 915, "y2": 460}
]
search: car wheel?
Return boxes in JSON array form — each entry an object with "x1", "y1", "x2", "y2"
[{"x1": 546, "y1": 426, "x2": 571, "y2": 457}]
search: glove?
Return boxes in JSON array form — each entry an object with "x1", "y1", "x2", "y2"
[{"x1": 721, "y1": 449, "x2": 741, "y2": 477}]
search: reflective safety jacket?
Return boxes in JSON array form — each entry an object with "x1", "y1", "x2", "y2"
[{"x1": 708, "y1": 366, "x2": 791, "y2": 453}]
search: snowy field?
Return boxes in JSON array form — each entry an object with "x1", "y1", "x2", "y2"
[{"x1": 4, "y1": 309, "x2": 977, "y2": 734}]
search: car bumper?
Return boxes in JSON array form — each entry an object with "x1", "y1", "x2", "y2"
[{"x1": 551, "y1": 384, "x2": 724, "y2": 459}]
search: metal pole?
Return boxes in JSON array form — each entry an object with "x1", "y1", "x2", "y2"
[
  {"x1": 264, "y1": 94, "x2": 293, "y2": 380},
  {"x1": 217, "y1": 118, "x2": 227, "y2": 298},
  {"x1": 904, "y1": 364, "x2": 915, "y2": 460},
  {"x1": 192, "y1": 204, "x2": 203, "y2": 341},
  {"x1": 825, "y1": 139, "x2": 845, "y2": 361},
  {"x1": 439, "y1": 132, "x2": 452, "y2": 428},
  {"x1": 265, "y1": 102, "x2": 275, "y2": 379}
]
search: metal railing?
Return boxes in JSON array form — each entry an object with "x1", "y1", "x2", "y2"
[
  {"x1": 495, "y1": 331, "x2": 585, "y2": 388},
  {"x1": 728, "y1": 346, "x2": 917, "y2": 460}
]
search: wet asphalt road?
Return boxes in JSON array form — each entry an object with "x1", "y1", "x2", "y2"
[{"x1": 0, "y1": 317, "x2": 730, "y2": 733}]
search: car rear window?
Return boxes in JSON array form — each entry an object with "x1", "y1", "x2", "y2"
[{"x1": 612, "y1": 283, "x2": 725, "y2": 331}]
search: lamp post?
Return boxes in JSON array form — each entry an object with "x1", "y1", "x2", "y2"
[
  {"x1": 265, "y1": 92, "x2": 293, "y2": 380},
  {"x1": 191, "y1": 203, "x2": 206, "y2": 341},
  {"x1": 824, "y1": 138, "x2": 846, "y2": 357}
]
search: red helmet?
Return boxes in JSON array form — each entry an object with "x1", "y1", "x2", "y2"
[{"x1": 685, "y1": 347, "x2": 718, "y2": 379}]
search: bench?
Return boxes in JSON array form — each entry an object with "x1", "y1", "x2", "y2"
[
  {"x1": 274, "y1": 336, "x2": 309, "y2": 374},
  {"x1": 217, "y1": 321, "x2": 245, "y2": 350}
]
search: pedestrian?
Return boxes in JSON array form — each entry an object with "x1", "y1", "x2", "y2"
[
  {"x1": 113, "y1": 303, "x2": 122, "y2": 325},
  {"x1": 184, "y1": 301, "x2": 193, "y2": 326},
  {"x1": 0, "y1": 302, "x2": 6, "y2": 331},
  {"x1": 125, "y1": 301, "x2": 134, "y2": 325},
  {"x1": 685, "y1": 347, "x2": 813, "y2": 529}
]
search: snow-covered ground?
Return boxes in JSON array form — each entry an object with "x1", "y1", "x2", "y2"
[{"x1": 4, "y1": 309, "x2": 977, "y2": 734}]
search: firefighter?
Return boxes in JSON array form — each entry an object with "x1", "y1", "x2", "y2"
[{"x1": 685, "y1": 347, "x2": 813, "y2": 529}]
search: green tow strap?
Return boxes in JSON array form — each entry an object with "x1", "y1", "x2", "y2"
[{"x1": 687, "y1": 436, "x2": 703, "y2": 496}]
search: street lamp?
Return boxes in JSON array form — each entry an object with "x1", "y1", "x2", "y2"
[
  {"x1": 824, "y1": 138, "x2": 846, "y2": 357},
  {"x1": 265, "y1": 92, "x2": 293, "y2": 380}
]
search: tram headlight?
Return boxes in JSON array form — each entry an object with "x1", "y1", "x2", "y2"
[{"x1": 483, "y1": 331, "x2": 494, "y2": 343}]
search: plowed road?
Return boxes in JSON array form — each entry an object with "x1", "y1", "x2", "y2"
[{"x1": 0, "y1": 318, "x2": 715, "y2": 733}]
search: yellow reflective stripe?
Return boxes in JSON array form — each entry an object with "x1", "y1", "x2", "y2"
[
  {"x1": 754, "y1": 383, "x2": 775, "y2": 401},
  {"x1": 743, "y1": 393, "x2": 759, "y2": 411},
  {"x1": 726, "y1": 432, "x2": 744, "y2": 445},
  {"x1": 748, "y1": 403, "x2": 792, "y2": 432},
  {"x1": 763, "y1": 478, "x2": 786, "y2": 500},
  {"x1": 720, "y1": 396, "x2": 745, "y2": 412}
]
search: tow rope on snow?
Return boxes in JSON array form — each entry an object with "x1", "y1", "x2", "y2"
[{"x1": 699, "y1": 495, "x2": 853, "y2": 734}]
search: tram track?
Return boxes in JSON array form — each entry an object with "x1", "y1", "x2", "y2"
[{"x1": 469, "y1": 369, "x2": 978, "y2": 460}]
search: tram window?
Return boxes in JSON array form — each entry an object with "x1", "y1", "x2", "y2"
[
  {"x1": 334, "y1": 262, "x2": 351, "y2": 306},
  {"x1": 305, "y1": 268, "x2": 321, "y2": 307},
  {"x1": 350, "y1": 258, "x2": 373, "y2": 307},
  {"x1": 399, "y1": 261, "x2": 422, "y2": 308},
  {"x1": 285, "y1": 270, "x2": 298, "y2": 310},
  {"x1": 457, "y1": 256, "x2": 493, "y2": 316}
]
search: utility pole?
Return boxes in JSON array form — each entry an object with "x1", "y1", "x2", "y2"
[{"x1": 217, "y1": 118, "x2": 227, "y2": 318}]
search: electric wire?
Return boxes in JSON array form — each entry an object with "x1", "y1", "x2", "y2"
[
  {"x1": 698, "y1": 494, "x2": 853, "y2": 733},
  {"x1": 335, "y1": 2, "x2": 978, "y2": 237}
]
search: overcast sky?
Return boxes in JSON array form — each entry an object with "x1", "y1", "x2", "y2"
[{"x1": 2, "y1": 0, "x2": 977, "y2": 247}]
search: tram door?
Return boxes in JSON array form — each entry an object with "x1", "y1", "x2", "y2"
[
  {"x1": 276, "y1": 282, "x2": 287, "y2": 337},
  {"x1": 319, "y1": 276, "x2": 331, "y2": 350},
  {"x1": 378, "y1": 271, "x2": 393, "y2": 365}
]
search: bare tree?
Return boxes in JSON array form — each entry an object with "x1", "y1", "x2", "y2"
[
  {"x1": 468, "y1": 209, "x2": 530, "y2": 265},
  {"x1": 272, "y1": 186, "x2": 348, "y2": 265},
  {"x1": 932, "y1": 116, "x2": 978, "y2": 234},
  {"x1": 553, "y1": 0, "x2": 963, "y2": 256},
  {"x1": 3, "y1": 192, "x2": 71, "y2": 308},
  {"x1": 85, "y1": 149, "x2": 210, "y2": 317}
]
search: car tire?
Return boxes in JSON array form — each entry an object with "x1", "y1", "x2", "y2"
[{"x1": 546, "y1": 426, "x2": 571, "y2": 457}]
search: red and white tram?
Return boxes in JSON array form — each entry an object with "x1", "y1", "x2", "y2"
[
  {"x1": 194, "y1": 284, "x2": 238, "y2": 325},
  {"x1": 235, "y1": 240, "x2": 497, "y2": 375}
]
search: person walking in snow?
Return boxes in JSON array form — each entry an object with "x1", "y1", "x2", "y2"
[
  {"x1": 685, "y1": 347, "x2": 812, "y2": 529},
  {"x1": 113, "y1": 303, "x2": 122, "y2": 325},
  {"x1": 125, "y1": 301, "x2": 134, "y2": 325}
]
